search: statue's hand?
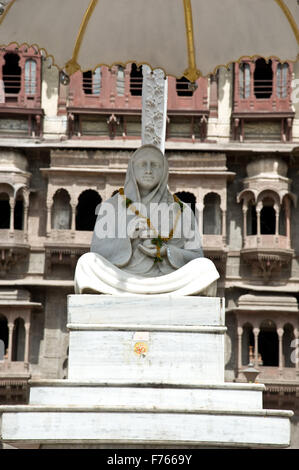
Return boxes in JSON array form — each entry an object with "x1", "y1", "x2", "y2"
[{"x1": 138, "y1": 241, "x2": 167, "y2": 258}]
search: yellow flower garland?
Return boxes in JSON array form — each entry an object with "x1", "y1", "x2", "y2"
[{"x1": 118, "y1": 188, "x2": 183, "y2": 263}]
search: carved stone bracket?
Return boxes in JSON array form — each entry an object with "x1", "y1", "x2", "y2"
[
  {"x1": 241, "y1": 249, "x2": 293, "y2": 282},
  {"x1": 107, "y1": 114, "x2": 120, "y2": 139},
  {"x1": 0, "y1": 248, "x2": 28, "y2": 278},
  {"x1": 45, "y1": 246, "x2": 89, "y2": 274}
]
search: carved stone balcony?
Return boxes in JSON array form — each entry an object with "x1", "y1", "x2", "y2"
[
  {"x1": 44, "y1": 230, "x2": 92, "y2": 274},
  {"x1": 0, "y1": 230, "x2": 30, "y2": 278},
  {"x1": 241, "y1": 234, "x2": 294, "y2": 280}
]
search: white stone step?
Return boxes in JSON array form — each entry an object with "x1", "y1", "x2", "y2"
[
  {"x1": 29, "y1": 381, "x2": 264, "y2": 411},
  {"x1": 0, "y1": 405, "x2": 292, "y2": 448}
]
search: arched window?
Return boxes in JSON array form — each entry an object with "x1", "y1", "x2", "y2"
[
  {"x1": 3, "y1": 52, "x2": 21, "y2": 96},
  {"x1": 260, "y1": 198, "x2": 276, "y2": 234},
  {"x1": 254, "y1": 58, "x2": 273, "y2": 99},
  {"x1": 258, "y1": 320, "x2": 278, "y2": 366},
  {"x1": 25, "y1": 59, "x2": 37, "y2": 95},
  {"x1": 116, "y1": 66, "x2": 125, "y2": 96},
  {"x1": 174, "y1": 191, "x2": 196, "y2": 215},
  {"x1": 12, "y1": 317, "x2": 25, "y2": 362},
  {"x1": 0, "y1": 193, "x2": 10, "y2": 229},
  {"x1": 239, "y1": 63, "x2": 250, "y2": 99},
  {"x1": 0, "y1": 314, "x2": 8, "y2": 360},
  {"x1": 242, "y1": 323, "x2": 254, "y2": 366},
  {"x1": 130, "y1": 64, "x2": 143, "y2": 96},
  {"x1": 276, "y1": 63, "x2": 289, "y2": 99},
  {"x1": 246, "y1": 200, "x2": 257, "y2": 235},
  {"x1": 283, "y1": 323, "x2": 295, "y2": 368},
  {"x1": 203, "y1": 193, "x2": 221, "y2": 235},
  {"x1": 176, "y1": 77, "x2": 193, "y2": 97},
  {"x1": 14, "y1": 195, "x2": 24, "y2": 230},
  {"x1": 51, "y1": 189, "x2": 71, "y2": 230},
  {"x1": 76, "y1": 190, "x2": 102, "y2": 231},
  {"x1": 82, "y1": 67, "x2": 101, "y2": 95}
]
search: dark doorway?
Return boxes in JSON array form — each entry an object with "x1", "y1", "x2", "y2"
[
  {"x1": 76, "y1": 190, "x2": 102, "y2": 231},
  {"x1": 130, "y1": 64, "x2": 143, "y2": 96},
  {"x1": 258, "y1": 326, "x2": 278, "y2": 366},
  {"x1": 3, "y1": 52, "x2": 21, "y2": 95},
  {"x1": 254, "y1": 59, "x2": 273, "y2": 99}
]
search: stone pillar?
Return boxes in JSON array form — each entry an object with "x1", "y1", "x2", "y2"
[
  {"x1": 242, "y1": 204, "x2": 248, "y2": 246},
  {"x1": 277, "y1": 327, "x2": 284, "y2": 374},
  {"x1": 256, "y1": 203, "x2": 262, "y2": 237},
  {"x1": 46, "y1": 200, "x2": 52, "y2": 236},
  {"x1": 285, "y1": 197, "x2": 291, "y2": 248},
  {"x1": 274, "y1": 204, "x2": 279, "y2": 236},
  {"x1": 7, "y1": 322, "x2": 14, "y2": 362},
  {"x1": 253, "y1": 328, "x2": 260, "y2": 367},
  {"x1": 221, "y1": 209, "x2": 227, "y2": 245},
  {"x1": 237, "y1": 326, "x2": 243, "y2": 371},
  {"x1": 24, "y1": 321, "x2": 30, "y2": 364},
  {"x1": 141, "y1": 65, "x2": 168, "y2": 154},
  {"x1": 9, "y1": 196, "x2": 15, "y2": 233},
  {"x1": 197, "y1": 202, "x2": 204, "y2": 236},
  {"x1": 71, "y1": 203, "x2": 77, "y2": 232},
  {"x1": 294, "y1": 328, "x2": 299, "y2": 376}
]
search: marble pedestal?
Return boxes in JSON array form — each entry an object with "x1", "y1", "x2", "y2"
[{"x1": 0, "y1": 295, "x2": 293, "y2": 448}]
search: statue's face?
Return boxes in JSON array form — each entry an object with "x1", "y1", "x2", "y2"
[{"x1": 133, "y1": 151, "x2": 163, "y2": 193}]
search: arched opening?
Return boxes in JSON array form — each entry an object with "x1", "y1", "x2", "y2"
[
  {"x1": 76, "y1": 190, "x2": 102, "y2": 231},
  {"x1": 283, "y1": 323, "x2": 295, "y2": 368},
  {"x1": 14, "y1": 195, "x2": 24, "y2": 230},
  {"x1": 111, "y1": 189, "x2": 119, "y2": 197},
  {"x1": 3, "y1": 52, "x2": 21, "y2": 96},
  {"x1": 246, "y1": 200, "x2": 257, "y2": 235},
  {"x1": 242, "y1": 323, "x2": 254, "y2": 366},
  {"x1": 51, "y1": 189, "x2": 71, "y2": 230},
  {"x1": 12, "y1": 317, "x2": 25, "y2": 362},
  {"x1": 0, "y1": 314, "x2": 8, "y2": 360},
  {"x1": 176, "y1": 77, "x2": 193, "y2": 97},
  {"x1": 239, "y1": 63, "x2": 250, "y2": 99},
  {"x1": 258, "y1": 320, "x2": 278, "y2": 366},
  {"x1": 130, "y1": 64, "x2": 143, "y2": 96},
  {"x1": 276, "y1": 63, "x2": 289, "y2": 99},
  {"x1": 0, "y1": 193, "x2": 10, "y2": 229},
  {"x1": 260, "y1": 198, "x2": 276, "y2": 234},
  {"x1": 25, "y1": 59, "x2": 37, "y2": 95},
  {"x1": 203, "y1": 193, "x2": 221, "y2": 235},
  {"x1": 254, "y1": 58, "x2": 273, "y2": 99},
  {"x1": 174, "y1": 191, "x2": 196, "y2": 215},
  {"x1": 82, "y1": 67, "x2": 101, "y2": 95}
]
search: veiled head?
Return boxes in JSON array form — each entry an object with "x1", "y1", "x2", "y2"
[{"x1": 124, "y1": 145, "x2": 169, "y2": 205}]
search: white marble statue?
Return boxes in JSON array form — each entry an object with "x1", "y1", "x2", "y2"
[{"x1": 75, "y1": 145, "x2": 219, "y2": 296}]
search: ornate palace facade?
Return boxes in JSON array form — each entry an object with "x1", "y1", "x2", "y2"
[{"x1": 0, "y1": 47, "x2": 299, "y2": 446}]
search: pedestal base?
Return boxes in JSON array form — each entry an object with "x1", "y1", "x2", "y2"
[{"x1": 0, "y1": 295, "x2": 293, "y2": 448}]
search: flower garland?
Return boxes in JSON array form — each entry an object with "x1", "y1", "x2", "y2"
[{"x1": 118, "y1": 188, "x2": 183, "y2": 263}]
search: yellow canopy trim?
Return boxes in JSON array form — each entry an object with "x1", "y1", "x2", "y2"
[
  {"x1": 65, "y1": 0, "x2": 99, "y2": 76},
  {"x1": 274, "y1": 0, "x2": 299, "y2": 45},
  {"x1": 183, "y1": 0, "x2": 201, "y2": 82}
]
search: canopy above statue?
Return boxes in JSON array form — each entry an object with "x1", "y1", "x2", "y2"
[{"x1": 0, "y1": 0, "x2": 298, "y2": 82}]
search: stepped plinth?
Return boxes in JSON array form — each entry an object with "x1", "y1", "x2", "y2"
[{"x1": 0, "y1": 295, "x2": 293, "y2": 448}]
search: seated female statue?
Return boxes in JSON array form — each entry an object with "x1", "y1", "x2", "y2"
[{"x1": 74, "y1": 144, "x2": 219, "y2": 296}]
